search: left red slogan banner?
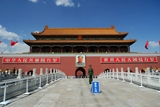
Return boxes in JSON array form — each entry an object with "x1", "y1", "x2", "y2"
[{"x1": 2, "y1": 57, "x2": 60, "y2": 63}]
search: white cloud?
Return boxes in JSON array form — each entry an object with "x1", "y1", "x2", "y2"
[
  {"x1": 55, "y1": 0, "x2": 74, "y2": 7},
  {"x1": 0, "y1": 25, "x2": 19, "y2": 40},
  {"x1": 0, "y1": 43, "x2": 7, "y2": 53},
  {"x1": 0, "y1": 25, "x2": 29, "y2": 53},
  {"x1": 149, "y1": 41, "x2": 159, "y2": 47},
  {"x1": 77, "y1": 3, "x2": 81, "y2": 7},
  {"x1": 0, "y1": 42, "x2": 29, "y2": 53},
  {"x1": 10, "y1": 42, "x2": 29, "y2": 53},
  {"x1": 29, "y1": 0, "x2": 38, "y2": 3},
  {"x1": 34, "y1": 31, "x2": 40, "y2": 33}
]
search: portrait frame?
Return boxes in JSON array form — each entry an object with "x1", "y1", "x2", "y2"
[{"x1": 75, "y1": 55, "x2": 86, "y2": 67}]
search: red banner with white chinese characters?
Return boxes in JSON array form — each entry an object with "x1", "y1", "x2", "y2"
[
  {"x1": 2, "y1": 57, "x2": 60, "y2": 63},
  {"x1": 100, "y1": 56, "x2": 158, "y2": 63}
]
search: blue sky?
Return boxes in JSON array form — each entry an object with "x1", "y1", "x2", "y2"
[{"x1": 0, "y1": 0, "x2": 160, "y2": 53}]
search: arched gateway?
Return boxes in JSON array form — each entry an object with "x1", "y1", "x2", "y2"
[{"x1": 75, "y1": 67, "x2": 86, "y2": 78}]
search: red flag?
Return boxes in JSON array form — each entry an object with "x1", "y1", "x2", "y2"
[
  {"x1": 0, "y1": 40, "x2": 2, "y2": 43},
  {"x1": 10, "y1": 40, "x2": 18, "y2": 46},
  {"x1": 145, "y1": 40, "x2": 149, "y2": 50},
  {"x1": 159, "y1": 40, "x2": 160, "y2": 45}
]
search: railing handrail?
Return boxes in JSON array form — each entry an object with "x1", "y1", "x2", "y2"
[{"x1": 0, "y1": 74, "x2": 48, "y2": 85}]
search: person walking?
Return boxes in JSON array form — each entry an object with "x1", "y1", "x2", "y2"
[
  {"x1": 155, "y1": 67, "x2": 159, "y2": 75},
  {"x1": 88, "y1": 65, "x2": 94, "y2": 84}
]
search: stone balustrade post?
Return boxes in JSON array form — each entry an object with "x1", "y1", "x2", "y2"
[
  {"x1": 0, "y1": 69, "x2": 2, "y2": 75},
  {"x1": 15, "y1": 70, "x2": 17, "y2": 75},
  {"x1": 139, "y1": 70, "x2": 143, "y2": 87},
  {"x1": 110, "y1": 69, "x2": 112, "y2": 79},
  {"x1": 59, "y1": 70, "x2": 62, "y2": 78},
  {"x1": 46, "y1": 68, "x2": 48, "y2": 75},
  {"x1": 50, "y1": 68, "x2": 52, "y2": 74},
  {"x1": 55, "y1": 69, "x2": 57, "y2": 81},
  {"x1": 17, "y1": 69, "x2": 22, "y2": 79},
  {"x1": 116, "y1": 68, "x2": 119, "y2": 80},
  {"x1": 121, "y1": 68, "x2": 123, "y2": 78},
  {"x1": 50, "y1": 69, "x2": 54, "y2": 83},
  {"x1": 8, "y1": 70, "x2": 10, "y2": 75},
  {"x1": 29, "y1": 72, "x2": 32, "y2": 76},
  {"x1": 104, "y1": 71, "x2": 106, "y2": 78},
  {"x1": 146, "y1": 67, "x2": 151, "y2": 85},
  {"x1": 135, "y1": 67, "x2": 139, "y2": 82},
  {"x1": 32, "y1": 68, "x2": 36, "y2": 77},
  {"x1": 40, "y1": 68, "x2": 43, "y2": 75},
  {"x1": 127, "y1": 67, "x2": 130, "y2": 80},
  {"x1": 57, "y1": 70, "x2": 59, "y2": 79},
  {"x1": 112, "y1": 68, "x2": 115, "y2": 79},
  {"x1": 121, "y1": 68, "x2": 125, "y2": 82},
  {"x1": 25, "y1": 71, "x2": 27, "y2": 75},
  {"x1": 45, "y1": 68, "x2": 49, "y2": 85},
  {"x1": 0, "y1": 69, "x2": 1, "y2": 81}
]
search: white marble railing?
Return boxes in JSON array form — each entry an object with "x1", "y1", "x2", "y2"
[
  {"x1": 0, "y1": 68, "x2": 67, "y2": 105},
  {"x1": 98, "y1": 67, "x2": 160, "y2": 92}
]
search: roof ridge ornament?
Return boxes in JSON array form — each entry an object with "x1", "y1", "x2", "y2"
[
  {"x1": 44, "y1": 25, "x2": 48, "y2": 29},
  {"x1": 111, "y1": 25, "x2": 115, "y2": 29}
]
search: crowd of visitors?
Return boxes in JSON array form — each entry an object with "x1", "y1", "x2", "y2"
[{"x1": 150, "y1": 66, "x2": 159, "y2": 75}]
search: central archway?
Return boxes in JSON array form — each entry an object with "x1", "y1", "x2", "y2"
[{"x1": 75, "y1": 67, "x2": 86, "y2": 78}]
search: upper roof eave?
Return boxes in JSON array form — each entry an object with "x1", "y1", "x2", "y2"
[
  {"x1": 23, "y1": 39, "x2": 136, "y2": 44},
  {"x1": 31, "y1": 25, "x2": 128, "y2": 37},
  {"x1": 31, "y1": 32, "x2": 128, "y2": 36}
]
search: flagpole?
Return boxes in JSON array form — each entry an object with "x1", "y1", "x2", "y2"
[
  {"x1": 159, "y1": 43, "x2": 160, "y2": 53},
  {"x1": 159, "y1": 40, "x2": 160, "y2": 53},
  {"x1": 10, "y1": 44, "x2": 11, "y2": 53},
  {"x1": 10, "y1": 40, "x2": 11, "y2": 53}
]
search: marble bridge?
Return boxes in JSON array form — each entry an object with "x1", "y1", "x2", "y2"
[{"x1": 0, "y1": 67, "x2": 160, "y2": 107}]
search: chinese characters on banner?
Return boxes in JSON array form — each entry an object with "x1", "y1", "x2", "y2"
[
  {"x1": 100, "y1": 56, "x2": 157, "y2": 63},
  {"x1": 2, "y1": 57, "x2": 60, "y2": 63}
]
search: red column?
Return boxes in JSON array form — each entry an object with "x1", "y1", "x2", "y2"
[
  {"x1": 61, "y1": 47, "x2": 63, "y2": 53},
  {"x1": 72, "y1": 47, "x2": 73, "y2": 53},
  {"x1": 108, "y1": 47, "x2": 110, "y2": 53},
  {"x1": 40, "y1": 47, "x2": 42, "y2": 53},
  {"x1": 97, "y1": 46, "x2": 99, "y2": 53},
  {"x1": 118, "y1": 47, "x2": 120, "y2": 52},
  {"x1": 50, "y1": 47, "x2": 52, "y2": 53}
]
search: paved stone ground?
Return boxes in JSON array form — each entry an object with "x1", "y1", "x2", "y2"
[{"x1": 1, "y1": 78, "x2": 160, "y2": 107}]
